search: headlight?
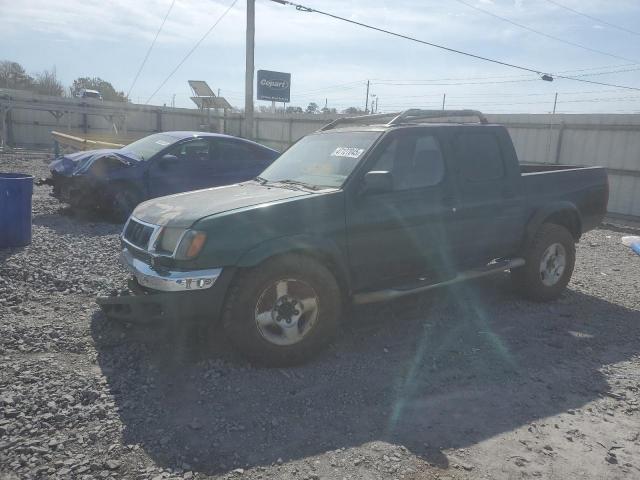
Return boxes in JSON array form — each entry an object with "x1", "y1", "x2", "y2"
[
  {"x1": 175, "y1": 230, "x2": 207, "y2": 260},
  {"x1": 158, "y1": 227, "x2": 184, "y2": 253}
]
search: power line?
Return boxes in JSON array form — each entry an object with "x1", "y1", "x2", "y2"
[
  {"x1": 374, "y1": 78, "x2": 542, "y2": 87},
  {"x1": 369, "y1": 63, "x2": 638, "y2": 83},
  {"x1": 145, "y1": 0, "x2": 239, "y2": 104},
  {"x1": 269, "y1": 0, "x2": 544, "y2": 76},
  {"x1": 269, "y1": 0, "x2": 640, "y2": 92},
  {"x1": 554, "y1": 73, "x2": 640, "y2": 91},
  {"x1": 127, "y1": 0, "x2": 176, "y2": 99},
  {"x1": 372, "y1": 66, "x2": 640, "y2": 87},
  {"x1": 384, "y1": 96, "x2": 640, "y2": 108},
  {"x1": 544, "y1": 0, "x2": 640, "y2": 37},
  {"x1": 294, "y1": 65, "x2": 639, "y2": 100},
  {"x1": 454, "y1": 0, "x2": 638, "y2": 64}
]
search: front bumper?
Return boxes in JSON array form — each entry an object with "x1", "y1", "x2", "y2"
[
  {"x1": 119, "y1": 248, "x2": 222, "y2": 292},
  {"x1": 96, "y1": 249, "x2": 234, "y2": 324},
  {"x1": 46, "y1": 173, "x2": 98, "y2": 207}
]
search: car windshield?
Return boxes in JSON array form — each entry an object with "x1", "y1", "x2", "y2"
[
  {"x1": 121, "y1": 133, "x2": 180, "y2": 160},
  {"x1": 259, "y1": 131, "x2": 381, "y2": 188}
]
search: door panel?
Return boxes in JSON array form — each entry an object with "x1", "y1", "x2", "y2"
[
  {"x1": 346, "y1": 130, "x2": 458, "y2": 291},
  {"x1": 148, "y1": 139, "x2": 213, "y2": 197},
  {"x1": 447, "y1": 129, "x2": 526, "y2": 265},
  {"x1": 216, "y1": 139, "x2": 270, "y2": 185}
]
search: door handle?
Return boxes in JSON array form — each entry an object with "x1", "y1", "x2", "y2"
[{"x1": 442, "y1": 195, "x2": 457, "y2": 213}]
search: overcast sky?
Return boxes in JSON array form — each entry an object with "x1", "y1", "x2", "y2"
[{"x1": 3, "y1": 0, "x2": 640, "y2": 113}]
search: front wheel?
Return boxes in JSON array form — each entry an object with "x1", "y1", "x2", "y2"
[
  {"x1": 222, "y1": 254, "x2": 341, "y2": 366},
  {"x1": 512, "y1": 223, "x2": 576, "y2": 302}
]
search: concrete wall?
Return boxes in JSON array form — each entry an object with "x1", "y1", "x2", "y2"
[
  {"x1": 492, "y1": 114, "x2": 640, "y2": 217},
  {"x1": 0, "y1": 88, "x2": 213, "y2": 147},
  {"x1": 2, "y1": 89, "x2": 639, "y2": 218}
]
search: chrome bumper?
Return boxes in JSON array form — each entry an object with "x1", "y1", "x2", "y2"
[{"x1": 119, "y1": 249, "x2": 222, "y2": 292}]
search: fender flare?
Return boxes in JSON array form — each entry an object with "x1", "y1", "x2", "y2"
[
  {"x1": 524, "y1": 202, "x2": 582, "y2": 247},
  {"x1": 236, "y1": 234, "x2": 352, "y2": 291}
]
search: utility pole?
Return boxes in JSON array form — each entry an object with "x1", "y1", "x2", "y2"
[
  {"x1": 442, "y1": 93, "x2": 446, "y2": 110},
  {"x1": 364, "y1": 80, "x2": 370, "y2": 113},
  {"x1": 244, "y1": 0, "x2": 255, "y2": 139},
  {"x1": 552, "y1": 92, "x2": 558, "y2": 114}
]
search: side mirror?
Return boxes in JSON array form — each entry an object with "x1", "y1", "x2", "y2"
[
  {"x1": 362, "y1": 170, "x2": 393, "y2": 194},
  {"x1": 158, "y1": 154, "x2": 178, "y2": 169}
]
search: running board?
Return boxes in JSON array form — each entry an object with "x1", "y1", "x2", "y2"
[{"x1": 352, "y1": 258, "x2": 525, "y2": 305}]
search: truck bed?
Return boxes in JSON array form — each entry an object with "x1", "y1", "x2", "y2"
[
  {"x1": 520, "y1": 163, "x2": 593, "y2": 174},
  {"x1": 520, "y1": 163, "x2": 608, "y2": 234}
]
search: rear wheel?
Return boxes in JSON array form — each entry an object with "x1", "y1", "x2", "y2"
[
  {"x1": 222, "y1": 254, "x2": 341, "y2": 366},
  {"x1": 512, "y1": 223, "x2": 576, "y2": 301}
]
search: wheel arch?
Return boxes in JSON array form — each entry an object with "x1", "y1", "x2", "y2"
[
  {"x1": 235, "y1": 234, "x2": 352, "y2": 295},
  {"x1": 525, "y1": 202, "x2": 582, "y2": 247}
]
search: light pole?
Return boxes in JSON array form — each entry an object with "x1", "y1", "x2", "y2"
[
  {"x1": 364, "y1": 80, "x2": 370, "y2": 113},
  {"x1": 245, "y1": 0, "x2": 255, "y2": 139}
]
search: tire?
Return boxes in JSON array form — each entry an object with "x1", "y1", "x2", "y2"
[
  {"x1": 512, "y1": 223, "x2": 576, "y2": 302},
  {"x1": 222, "y1": 254, "x2": 341, "y2": 366},
  {"x1": 110, "y1": 185, "x2": 142, "y2": 223}
]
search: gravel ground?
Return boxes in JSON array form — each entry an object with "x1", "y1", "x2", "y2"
[{"x1": 1, "y1": 149, "x2": 639, "y2": 480}]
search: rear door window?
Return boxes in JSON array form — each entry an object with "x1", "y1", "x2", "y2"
[
  {"x1": 455, "y1": 132, "x2": 504, "y2": 182},
  {"x1": 218, "y1": 140, "x2": 264, "y2": 171}
]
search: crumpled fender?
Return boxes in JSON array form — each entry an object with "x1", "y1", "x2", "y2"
[{"x1": 49, "y1": 148, "x2": 141, "y2": 177}]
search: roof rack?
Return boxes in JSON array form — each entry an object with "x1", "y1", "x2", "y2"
[{"x1": 320, "y1": 108, "x2": 488, "y2": 131}]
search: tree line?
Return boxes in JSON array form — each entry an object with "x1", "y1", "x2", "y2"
[
  {"x1": 260, "y1": 103, "x2": 365, "y2": 115},
  {"x1": 0, "y1": 60, "x2": 127, "y2": 102}
]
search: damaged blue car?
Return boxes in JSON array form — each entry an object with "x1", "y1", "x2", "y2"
[{"x1": 46, "y1": 132, "x2": 280, "y2": 221}]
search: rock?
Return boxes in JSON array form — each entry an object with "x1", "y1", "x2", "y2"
[
  {"x1": 514, "y1": 457, "x2": 528, "y2": 467},
  {"x1": 105, "y1": 459, "x2": 121, "y2": 470}
]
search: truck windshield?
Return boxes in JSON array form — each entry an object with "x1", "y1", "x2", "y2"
[
  {"x1": 260, "y1": 131, "x2": 381, "y2": 188},
  {"x1": 121, "y1": 133, "x2": 180, "y2": 160}
]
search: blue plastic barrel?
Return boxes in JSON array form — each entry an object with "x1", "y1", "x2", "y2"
[{"x1": 0, "y1": 173, "x2": 34, "y2": 248}]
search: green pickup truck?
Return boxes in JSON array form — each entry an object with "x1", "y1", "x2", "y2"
[{"x1": 98, "y1": 109, "x2": 609, "y2": 365}]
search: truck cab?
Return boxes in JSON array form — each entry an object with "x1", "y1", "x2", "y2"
[{"x1": 98, "y1": 109, "x2": 608, "y2": 366}]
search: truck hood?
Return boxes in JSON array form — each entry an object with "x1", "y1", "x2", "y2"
[
  {"x1": 49, "y1": 148, "x2": 142, "y2": 176},
  {"x1": 132, "y1": 182, "x2": 314, "y2": 228}
]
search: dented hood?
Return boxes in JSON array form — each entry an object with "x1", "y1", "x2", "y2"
[
  {"x1": 49, "y1": 148, "x2": 142, "y2": 176},
  {"x1": 132, "y1": 182, "x2": 313, "y2": 228}
]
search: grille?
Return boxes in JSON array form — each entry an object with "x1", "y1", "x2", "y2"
[{"x1": 123, "y1": 219, "x2": 155, "y2": 250}]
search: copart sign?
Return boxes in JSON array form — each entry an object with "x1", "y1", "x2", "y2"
[{"x1": 257, "y1": 70, "x2": 291, "y2": 102}]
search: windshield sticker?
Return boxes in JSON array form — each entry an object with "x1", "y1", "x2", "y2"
[
  {"x1": 331, "y1": 147, "x2": 365, "y2": 159},
  {"x1": 155, "y1": 140, "x2": 171, "y2": 146}
]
